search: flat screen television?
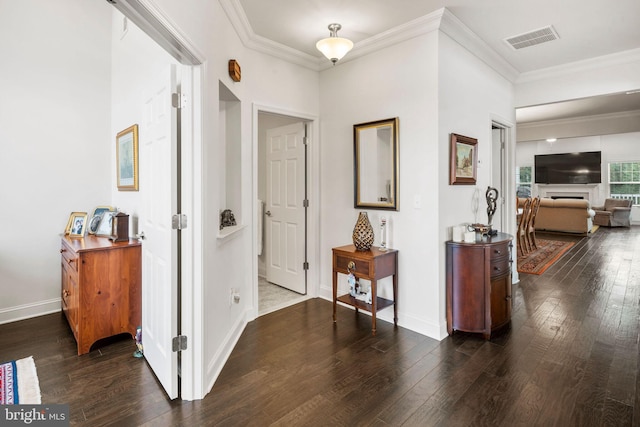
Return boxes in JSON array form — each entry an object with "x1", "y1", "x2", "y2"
[{"x1": 534, "y1": 151, "x2": 601, "y2": 184}]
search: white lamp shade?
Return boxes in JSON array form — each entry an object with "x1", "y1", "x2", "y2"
[{"x1": 316, "y1": 37, "x2": 354, "y2": 62}]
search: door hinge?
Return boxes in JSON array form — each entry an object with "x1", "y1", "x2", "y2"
[
  {"x1": 303, "y1": 136, "x2": 309, "y2": 145},
  {"x1": 172, "y1": 335, "x2": 187, "y2": 352},
  {"x1": 172, "y1": 213, "x2": 188, "y2": 230},
  {"x1": 172, "y1": 92, "x2": 187, "y2": 109},
  {"x1": 303, "y1": 199, "x2": 309, "y2": 208},
  {"x1": 303, "y1": 262, "x2": 309, "y2": 270}
]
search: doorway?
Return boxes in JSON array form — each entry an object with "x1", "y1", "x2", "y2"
[{"x1": 257, "y1": 112, "x2": 309, "y2": 315}]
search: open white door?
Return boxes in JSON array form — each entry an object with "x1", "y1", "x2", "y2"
[
  {"x1": 140, "y1": 64, "x2": 178, "y2": 399},
  {"x1": 265, "y1": 122, "x2": 306, "y2": 294}
]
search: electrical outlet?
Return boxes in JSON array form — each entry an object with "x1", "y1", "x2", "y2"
[{"x1": 413, "y1": 195, "x2": 422, "y2": 209}]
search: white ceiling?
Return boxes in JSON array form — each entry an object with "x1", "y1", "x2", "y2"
[{"x1": 236, "y1": 0, "x2": 640, "y2": 123}]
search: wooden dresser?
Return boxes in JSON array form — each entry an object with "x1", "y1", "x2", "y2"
[
  {"x1": 446, "y1": 233, "x2": 513, "y2": 340},
  {"x1": 60, "y1": 235, "x2": 141, "y2": 355}
]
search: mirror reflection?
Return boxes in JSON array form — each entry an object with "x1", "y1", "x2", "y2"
[{"x1": 354, "y1": 118, "x2": 399, "y2": 210}]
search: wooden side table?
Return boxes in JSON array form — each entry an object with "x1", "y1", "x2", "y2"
[{"x1": 332, "y1": 244, "x2": 398, "y2": 335}]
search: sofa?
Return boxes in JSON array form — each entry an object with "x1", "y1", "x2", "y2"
[
  {"x1": 592, "y1": 198, "x2": 632, "y2": 227},
  {"x1": 518, "y1": 197, "x2": 594, "y2": 235}
]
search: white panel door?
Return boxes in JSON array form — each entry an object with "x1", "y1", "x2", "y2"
[
  {"x1": 266, "y1": 122, "x2": 306, "y2": 294},
  {"x1": 140, "y1": 65, "x2": 178, "y2": 399}
]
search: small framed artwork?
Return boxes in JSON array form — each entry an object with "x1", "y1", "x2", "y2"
[
  {"x1": 88, "y1": 206, "x2": 115, "y2": 235},
  {"x1": 96, "y1": 211, "x2": 117, "y2": 237},
  {"x1": 69, "y1": 212, "x2": 88, "y2": 238},
  {"x1": 65, "y1": 212, "x2": 87, "y2": 235},
  {"x1": 116, "y1": 124, "x2": 139, "y2": 191},
  {"x1": 449, "y1": 133, "x2": 478, "y2": 185}
]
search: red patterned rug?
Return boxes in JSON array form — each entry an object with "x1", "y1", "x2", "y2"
[
  {"x1": 518, "y1": 238, "x2": 576, "y2": 275},
  {"x1": 0, "y1": 356, "x2": 41, "y2": 404}
]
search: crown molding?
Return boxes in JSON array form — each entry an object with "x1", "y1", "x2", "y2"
[
  {"x1": 220, "y1": 1, "x2": 520, "y2": 77},
  {"x1": 438, "y1": 9, "x2": 519, "y2": 83},
  {"x1": 518, "y1": 109, "x2": 640, "y2": 129},
  {"x1": 219, "y1": 0, "x2": 321, "y2": 70},
  {"x1": 517, "y1": 48, "x2": 640, "y2": 84}
]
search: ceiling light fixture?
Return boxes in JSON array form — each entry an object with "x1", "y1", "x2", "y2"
[
  {"x1": 316, "y1": 23, "x2": 353, "y2": 65},
  {"x1": 546, "y1": 138, "x2": 557, "y2": 143}
]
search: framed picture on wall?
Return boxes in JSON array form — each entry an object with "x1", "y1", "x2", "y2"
[
  {"x1": 116, "y1": 124, "x2": 139, "y2": 191},
  {"x1": 449, "y1": 133, "x2": 478, "y2": 185}
]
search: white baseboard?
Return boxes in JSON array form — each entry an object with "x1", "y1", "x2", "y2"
[
  {"x1": 204, "y1": 307, "x2": 250, "y2": 395},
  {"x1": 317, "y1": 287, "x2": 446, "y2": 341},
  {"x1": 0, "y1": 298, "x2": 61, "y2": 325}
]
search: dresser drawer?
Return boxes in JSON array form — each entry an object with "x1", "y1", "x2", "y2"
[
  {"x1": 489, "y1": 243, "x2": 509, "y2": 261},
  {"x1": 334, "y1": 254, "x2": 371, "y2": 277},
  {"x1": 60, "y1": 242, "x2": 79, "y2": 272},
  {"x1": 490, "y1": 257, "x2": 510, "y2": 278}
]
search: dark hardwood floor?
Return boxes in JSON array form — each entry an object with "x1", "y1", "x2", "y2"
[{"x1": 1, "y1": 226, "x2": 639, "y2": 426}]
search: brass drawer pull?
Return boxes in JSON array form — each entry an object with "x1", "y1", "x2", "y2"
[{"x1": 347, "y1": 261, "x2": 356, "y2": 273}]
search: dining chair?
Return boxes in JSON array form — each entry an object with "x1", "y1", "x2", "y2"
[
  {"x1": 525, "y1": 196, "x2": 541, "y2": 252},
  {"x1": 517, "y1": 197, "x2": 532, "y2": 256}
]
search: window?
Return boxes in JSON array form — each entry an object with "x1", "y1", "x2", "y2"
[
  {"x1": 609, "y1": 162, "x2": 640, "y2": 205},
  {"x1": 516, "y1": 166, "x2": 532, "y2": 198}
]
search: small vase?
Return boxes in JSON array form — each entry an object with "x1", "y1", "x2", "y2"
[{"x1": 352, "y1": 212, "x2": 374, "y2": 251}]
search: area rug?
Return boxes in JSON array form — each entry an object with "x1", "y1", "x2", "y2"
[
  {"x1": 0, "y1": 356, "x2": 41, "y2": 404},
  {"x1": 518, "y1": 239, "x2": 576, "y2": 275}
]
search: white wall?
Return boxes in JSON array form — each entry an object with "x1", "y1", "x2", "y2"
[
  {"x1": 437, "y1": 33, "x2": 516, "y2": 335},
  {"x1": 516, "y1": 132, "x2": 640, "y2": 222},
  {"x1": 0, "y1": 0, "x2": 112, "y2": 323},
  {"x1": 319, "y1": 32, "x2": 441, "y2": 336}
]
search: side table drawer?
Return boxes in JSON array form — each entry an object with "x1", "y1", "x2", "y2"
[{"x1": 334, "y1": 255, "x2": 371, "y2": 277}]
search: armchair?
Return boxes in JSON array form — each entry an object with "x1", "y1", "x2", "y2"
[{"x1": 592, "y1": 198, "x2": 632, "y2": 227}]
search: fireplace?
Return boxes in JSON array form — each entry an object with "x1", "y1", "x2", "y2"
[{"x1": 537, "y1": 184, "x2": 601, "y2": 204}]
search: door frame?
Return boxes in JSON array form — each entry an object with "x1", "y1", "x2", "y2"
[
  {"x1": 109, "y1": 0, "x2": 205, "y2": 400},
  {"x1": 251, "y1": 104, "x2": 320, "y2": 320},
  {"x1": 490, "y1": 114, "x2": 519, "y2": 285}
]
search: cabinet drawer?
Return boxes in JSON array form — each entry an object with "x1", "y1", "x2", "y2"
[
  {"x1": 60, "y1": 243, "x2": 79, "y2": 272},
  {"x1": 489, "y1": 243, "x2": 509, "y2": 261},
  {"x1": 490, "y1": 257, "x2": 510, "y2": 278},
  {"x1": 334, "y1": 255, "x2": 371, "y2": 277}
]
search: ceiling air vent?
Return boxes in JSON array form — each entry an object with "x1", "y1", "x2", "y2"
[{"x1": 504, "y1": 26, "x2": 559, "y2": 50}]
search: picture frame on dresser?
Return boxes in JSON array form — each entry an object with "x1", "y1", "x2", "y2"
[
  {"x1": 88, "y1": 205, "x2": 115, "y2": 234},
  {"x1": 116, "y1": 124, "x2": 139, "y2": 191},
  {"x1": 69, "y1": 212, "x2": 88, "y2": 237},
  {"x1": 95, "y1": 211, "x2": 117, "y2": 237},
  {"x1": 65, "y1": 211, "x2": 87, "y2": 235},
  {"x1": 449, "y1": 133, "x2": 477, "y2": 185}
]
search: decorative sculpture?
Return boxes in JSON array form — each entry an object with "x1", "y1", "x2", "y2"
[{"x1": 486, "y1": 186, "x2": 499, "y2": 235}]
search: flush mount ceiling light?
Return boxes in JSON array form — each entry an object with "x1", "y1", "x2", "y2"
[
  {"x1": 546, "y1": 138, "x2": 557, "y2": 142},
  {"x1": 316, "y1": 23, "x2": 353, "y2": 65}
]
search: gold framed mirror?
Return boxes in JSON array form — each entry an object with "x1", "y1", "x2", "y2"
[{"x1": 354, "y1": 117, "x2": 399, "y2": 210}]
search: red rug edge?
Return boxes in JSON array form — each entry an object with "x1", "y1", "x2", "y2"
[{"x1": 517, "y1": 240, "x2": 576, "y2": 275}]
